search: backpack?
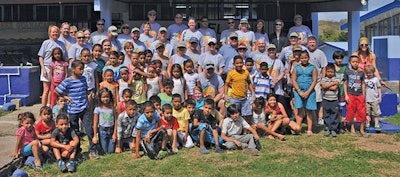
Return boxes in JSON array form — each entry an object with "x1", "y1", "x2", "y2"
[{"x1": 140, "y1": 130, "x2": 165, "y2": 160}]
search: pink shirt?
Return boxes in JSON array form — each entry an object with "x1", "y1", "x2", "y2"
[
  {"x1": 50, "y1": 60, "x2": 68, "y2": 83},
  {"x1": 16, "y1": 126, "x2": 35, "y2": 153}
]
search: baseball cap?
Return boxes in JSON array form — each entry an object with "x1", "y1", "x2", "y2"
[
  {"x1": 238, "y1": 43, "x2": 247, "y2": 49},
  {"x1": 294, "y1": 14, "x2": 303, "y2": 21},
  {"x1": 131, "y1": 27, "x2": 140, "y2": 33},
  {"x1": 177, "y1": 41, "x2": 186, "y2": 48},
  {"x1": 159, "y1": 27, "x2": 167, "y2": 33},
  {"x1": 229, "y1": 32, "x2": 238, "y2": 39},
  {"x1": 293, "y1": 45, "x2": 302, "y2": 51},
  {"x1": 267, "y1": 44, "x2": 276, "y2": 49},
  {"x1": 155, "y1": 42, "x2": 165, "y2": 49},
  {"x1": 108, "y1": 26, "x2": 118, "y2": 36},
  {"x1": 189, "y1": 37, "x2": 199, "y2": 43},
  {"x1": 121, "y1": 24, "x2": 129, "y2": 29},
  {"x1": 204, "y1": 60, "x2": 215, "y2": 69},
  {"x1": 207, "y1": 38, "x2": 217, "y2": 44},
  {"x1": 240, "y1": 18, "x2": 248, "y2": 24},
  {"x1": 290, "y1": 32, "x2": 299, "y2": 38}
]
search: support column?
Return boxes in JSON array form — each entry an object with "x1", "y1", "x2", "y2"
[
  {"x1": 311, "y1": 12, "x2": 319, "y2": 42},
  {"x1": 100, "y1": 0, "x2": 112, "y2": 28},
  {"x1": 348, "y1": 11, "x2": 360, "y2": 56}
]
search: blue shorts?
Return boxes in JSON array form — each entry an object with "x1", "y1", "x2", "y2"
[
  {"x1": 22, "y1": 144, "x2": 32, "y2": 157},
  {"x1": 230, "y1": 97, "x2": 252, "y2": 116}
]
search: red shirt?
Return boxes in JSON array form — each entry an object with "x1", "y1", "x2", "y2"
[
  {"x1": 35, "y1": 120, "x2": 55, "y2": 135},
  {"x1": 161, "y1": 116, "x2": 180, "y2": 130}
]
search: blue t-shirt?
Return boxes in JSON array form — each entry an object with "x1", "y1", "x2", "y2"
[
  {"x1": 167, "y1": 23, "x2": 188, "y2": 48},
  {"x1": 55, "y1": 76, "x2": 88, "y2": 114},
  {"x1": 218, "y1": 44, "x2": 238, "y2": 74},
  {"x1": 135, "y1": 113, "x2": 161, "y2": 138},
  {"x1": 103, "y1": 65, "x2": 122, "y2": 82}
]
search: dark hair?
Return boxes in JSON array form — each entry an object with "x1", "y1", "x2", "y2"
[
  {"x1": 17, "y1": 112, "x2": 35, "y2": 127},
  {"x1": 97, "y1": 19, "x2": 105, "y2": 24},
  {"x1": 332, "y1": 50, "x2": 344, "y2": 59},
  {"x1": 227, "y1": 104, "x2": 241, "y2": 116},
  {"x1": 172, "y1": 94, "x2": 182, "y2": 101},
  {"x1": 307, "y1": 36, "x2": 317, "y2": 42},
  {"x1": 103, "y1": 69, "x2": 114, "y2": 76},
  {"x1": 96, "y1": 87, "x2": 114, "y2": 107},
  {"x1": 349, "y1": 55, "x2": 360, "y2": 62},
  {"x1": 326, "y1": 63, "x2": 335, "y2": 72},
  {"x1": 233, "y1": 55, "x2": 243, "y2": 63},
  {"x1": 162, "y1": 103, "x2": 173, "y2": 112},
  {"x1": 300, "y1": 50, "x2": 310, "y2": 58},
  {"x1": 266, "y1": 93, "x2": 277, "y2": 101},
  {"x1": 149, "y1": 95, "x2": 161, "y2": 104},
  {"x1": 253, "y1": 96, "x2": 266, "y2": 108},
  {"x1": 122, "y1": 88, "x2": 133, "y2": 97},
  {"x1": 143, "y1": 101, "x2": 155, "y2": 111},
  {"x1": 71, "y1": 60, "x2": 84, "y2": 69},
  {"x1": 56, "y1": 113, "x2": 69, "y2": 123},
  {"x1": 80, "y1": 48, "x2": 91, "y2": 57},
  {"x1": 144, "y1": 50, "x2": 153, "y2": 56},
  {"x1": 204, "y1": 98, "x2": 215, "y2": 108},
  {"x1": 40, "y1": 106, "x2": 52, "y2": 116},
  {"x1": 92, "y1": 44, "x2": 102, "y2": 51},
  {"x1": 163, "y1": 78, "x2": 174, "y2": 87},
  {"x1": 119, "y1": 52, "x2": 125, "y2": 58},
  {"x1": 51, "y1": 47, "x2": 64, "y2": 62},
  {"x1": 183, "y1": 59, "x2": 194, "y2": 67},
  {"x1": 170, "y1": 64, "x2": 183, "y2": 78},
  {"x1": 245, "y1": 58, "x2": 254, "y2": 64},
  {"x1": 185, "y1": 98, "x2": 196, "y2": 107},
  {"x1": 101, "y1": 39, "x2": 111, "y2": 46},
  {"x1": 151, "y1": 59, "x2": 162, "y2": 67},
  {"x1": 110, "y1": 51, "x2": 119, "y2": 58},
  {"x1": 125, "y1": 100, "x2": 138, "y2": 108},
  {"x1": 260, "y1": 62, "x2": 268, "y2": 68},
  {"x1": 256, "y1": 19, "x2": 265, "y2": 33}
]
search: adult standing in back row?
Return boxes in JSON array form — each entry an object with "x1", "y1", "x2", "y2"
[
  {"x1": 269, "y1": 19, "x2": 289, "y2": 55},
  {"x1": 236, "y1": 18, "x2": 256, "y2": 52},
  {"x1": 140, "y1": 9, "x2": 161, "y2": 39},
  {"x1": 288, "y1": 14, "x2": 312, "y2": 46}
]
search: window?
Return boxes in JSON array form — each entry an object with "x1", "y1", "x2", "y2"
[
  {"x1": 49, "y1": 5, "x2": 60, "y2": 21},
  {"x1": 378, "y1": 17, "x2": 391, "y2": 35},
  {"x1": 393, "y1": 14, "x2": 400, "y2": 35},
  {"x1": 35, "y1": 5, "x2": 48, "y2": 21},
  {"x1": 365, "y1": 23, "x2": 377, "y2": 40}
]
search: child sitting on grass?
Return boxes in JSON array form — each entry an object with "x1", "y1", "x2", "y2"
[
  {"x1": 50, "y1": 114, "x2": 79, "y2": 173},
  {"x1": 221, "y1": 104, "x2": 260, "y2": 156},
  {"x1": 35, "y1": 106, "x2": 55, "y2": 157},
  {"x1": 134, "y1": 101, "x2": 168, "y2": 159}
]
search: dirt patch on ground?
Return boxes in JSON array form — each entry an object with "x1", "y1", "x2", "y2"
[{"x1": 353, "y1": 134, "x2": 400, "y2": 153}]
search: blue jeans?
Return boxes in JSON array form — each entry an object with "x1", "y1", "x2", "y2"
[
  {"x1": 230, "y1": 97, "x2": 252, "y2": 116},
  {"x1": 69, "y1": 109, "x2": 95, "y2": 153},
  {"x1": 99, "y1": 126, "x2": 115, "y2": 154}
]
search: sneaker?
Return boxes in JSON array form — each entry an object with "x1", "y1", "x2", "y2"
[
  {"x1": 324, "y1": 129, "x2": 330, "y2": 137},
  {"x1": 89, "y1": 151, "x2": 100, "y2": 160},
  {"x1": 67, "y1": 160, "x2": 75, "y2": 172},
  {"x1": 157, "y1": 150, "x2": 168, "y2": 159},
  {"x1": 318, "y1": 118, "x2": 324, "y2": 125},
  {"x1": 58, "y1": 159, "x2": 67, "y2": 172},
  {"x1": 215, "y1": 146, "x2": 225, "y2": 153},
  {"x1": 200, "y1": 147, "x2": 209, "y2": 154},
  {"x1": 254, "y1": 140, "x2": 262, "y2": 151},
  {"x1": 331, "y1": 130, "x2": 337, "y2": 137},
  {"x1": 243, "y1": 148, "x2": 259, "y2": 156},
  {"x1": 365, "y1": 123, "x2": 370, "y2": 128},
  {"x1": 375, "y1": 124, "x2": 381, "y2": 131}
]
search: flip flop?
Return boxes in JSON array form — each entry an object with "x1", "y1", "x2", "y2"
[{"x1": 34, "y1": 164, "x2": 43, "y2": 170}]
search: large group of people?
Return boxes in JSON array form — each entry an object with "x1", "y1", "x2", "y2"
[{"x1": 10, "y1": 10, "x2": 386, "y2": 173}]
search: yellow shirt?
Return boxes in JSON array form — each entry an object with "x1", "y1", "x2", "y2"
[
  {"x1": 173, "y1": 107, "x2": 190, "y2": 132},
  {"x1": 226, "y1": 69, "x2": 250, "y2": 98}
]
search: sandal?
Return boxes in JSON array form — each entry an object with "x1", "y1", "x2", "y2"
[
  {"x1": 267, "y1": 135, "x2": 275, "y2": 140},
  {"x1": 277, "y1": 135, "x2": 286, "y2": 141},
  {"x1": 307, "y1": 131, "x2": 313, "y2": 137},
  {"x1": 34, "y1": 164, "x2": 43, "y2": 170}
]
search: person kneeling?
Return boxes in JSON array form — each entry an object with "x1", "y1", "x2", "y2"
[{"x1": 221, "y1": 105, "x2": 260, "y2": 156}]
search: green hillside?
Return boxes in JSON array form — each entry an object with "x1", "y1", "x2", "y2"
[{"x1": 318, "y1": 20, "x2": 348, "y2": 43}]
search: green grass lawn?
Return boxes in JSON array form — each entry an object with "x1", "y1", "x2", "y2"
[
  {"x1": 24, "y1": 114, "x2": 400, "y2": 177},
  {"x1": 0, "y1": 110, "x2": 11, "y2": 117}
]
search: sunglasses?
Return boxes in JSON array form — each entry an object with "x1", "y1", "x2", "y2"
[
  {"x1": 208, "y1": 43, "x2": 216, "y2": 46},
  {"x1": 360, "y1": 44, "x2": 368, "y2": 47},
  {"x1": 230, "y1": 37, "x2": 238, "y2": 40},
  {"x1": 228, "y1": 22, "x2": 234, "y2": 24},
  {"x1": 97, "y1": 23, "x2": 104, "y2": 25},
  {"x1": 122, "y1": 27, "x2": 129, "y2": 29},
  {"x1": 275, "y1": 23, "x2": 282, "y2": 26},
  {"x1": 77, "y1": 36, "x2": 85, "y2": 39},
  {"x1": 238, "y1": 48, "x2": 247, "y2": 51},
  {"x1": 70, "y1": 31, "x2": 77, "y2": 33}
]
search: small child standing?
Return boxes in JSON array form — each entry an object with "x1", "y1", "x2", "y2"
[
  {"x1": 56, "y1": 60, "x2": 97, "y2": 159},
  {"x1": 160, "y1": 104, "x2": 180, "y2": 153},
  {"x1": 10, "y1": 112, "x2": 42, "y2": 169},
  {"x1": 93, "y1": 88, "x2": 117, "y2": 154},
  {"x1": 130, "y1": 68, "x2": 147, "y2": 109},
  {"x1": 116, "y1": 100, "x2": 141, "y2": 153},
  {"x1": 35, "y1": 106, "x2": 55, "y2": 154},
  {"x1": 225, "y1": 55, "x2": 255, "y2": 124},
  {"x1": 183, "y1": 59, "x2": 200, "y2": 98},
  {"x1": 92, "y1": 44, "x2": 105, "y2": 82},
  {"x1": 52, "y1": 96, "x2": 67, "y2": 121},
  {"x1": 134, "y1": 101, "x2": 168, "y2": 159},
  {"x1": 292, "y1": 50, "x2": 317, "y2": 136},
  {"x1": 364, "y1": 65, "x2": 382, "y2": 130},
  {"x1": 100, "y1": 69, "x2": 119, "y2": 105},
  {"x1": 333, "y1": 51, "x2": 347, "y2": 133},
  {"x1": 158, "y1": 78, "x2": 174, "y2": 106},
  {"x1": 344, "y1": 55, "x2": 367, "y2": 137},
  {"x1": 80, "y1": 48, "x2": 99, "y2": 101},
  {"x1": 253, "y1": 62, "x2": 272, "y2": 99},
  {"x1": 320, "y1": 64, "x2": 340, "y2": 137},
  {"x1": 171, "y1": 94, "x2": 194, "y2": 149},
  {"x1": 146, "y1": 64, "x2": 163, "y2": 99},
  {"x1": 50, "y1": 114, "x2": 80, "y2": 172},
  {"x1": 50, "y1": 47, "x2": 68, "y2": 108},
  {"x1": 116, "y1": 88, "x2": 133, "y2": 115},
  {"x1": 171, "y1": 64, "x2": 188, "y2": 101},
  {"x1": 118, "y1": 67, "x2": 130, "y2": 102}
]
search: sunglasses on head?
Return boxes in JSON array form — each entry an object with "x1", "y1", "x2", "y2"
[{"x1": 228, "y1": 22, "x2": 234, "y2": 24}]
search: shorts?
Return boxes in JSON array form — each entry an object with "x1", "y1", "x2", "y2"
[
  {"x1": 230, "y1": 97, "x2": 252, "y2": 116},
  {"x1": 22, "y1": 142, "x2": 41, "y2": 157},
  {"x1": 366, "y1": 101, "x2": 381, "y2": 117},
  {"x1": 314, "y1": 83, "x2": 322, "y2": 102},
  {"x1": 40, "y1": 65, "x2": 50, "y2": 82}
]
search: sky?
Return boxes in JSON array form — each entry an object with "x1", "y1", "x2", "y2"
[{"x1": 318, "y1": 0, "x2": 393, "y2": 21}]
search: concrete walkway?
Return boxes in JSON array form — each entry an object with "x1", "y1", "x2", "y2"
[{"x1": 0, "y1": 104, "x2": 42, "y2": 168}]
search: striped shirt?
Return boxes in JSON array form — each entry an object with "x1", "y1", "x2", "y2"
[
  {"x1": 56, "y1": 76, "x2": 88, "y2": 114},
  {"x1": 253, "y1": 73, "x2": 272, "y2": 99}
]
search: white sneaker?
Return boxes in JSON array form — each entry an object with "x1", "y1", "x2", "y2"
[{"x1": 318, "y1": 118, "x2": 324, "y2": 125}]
